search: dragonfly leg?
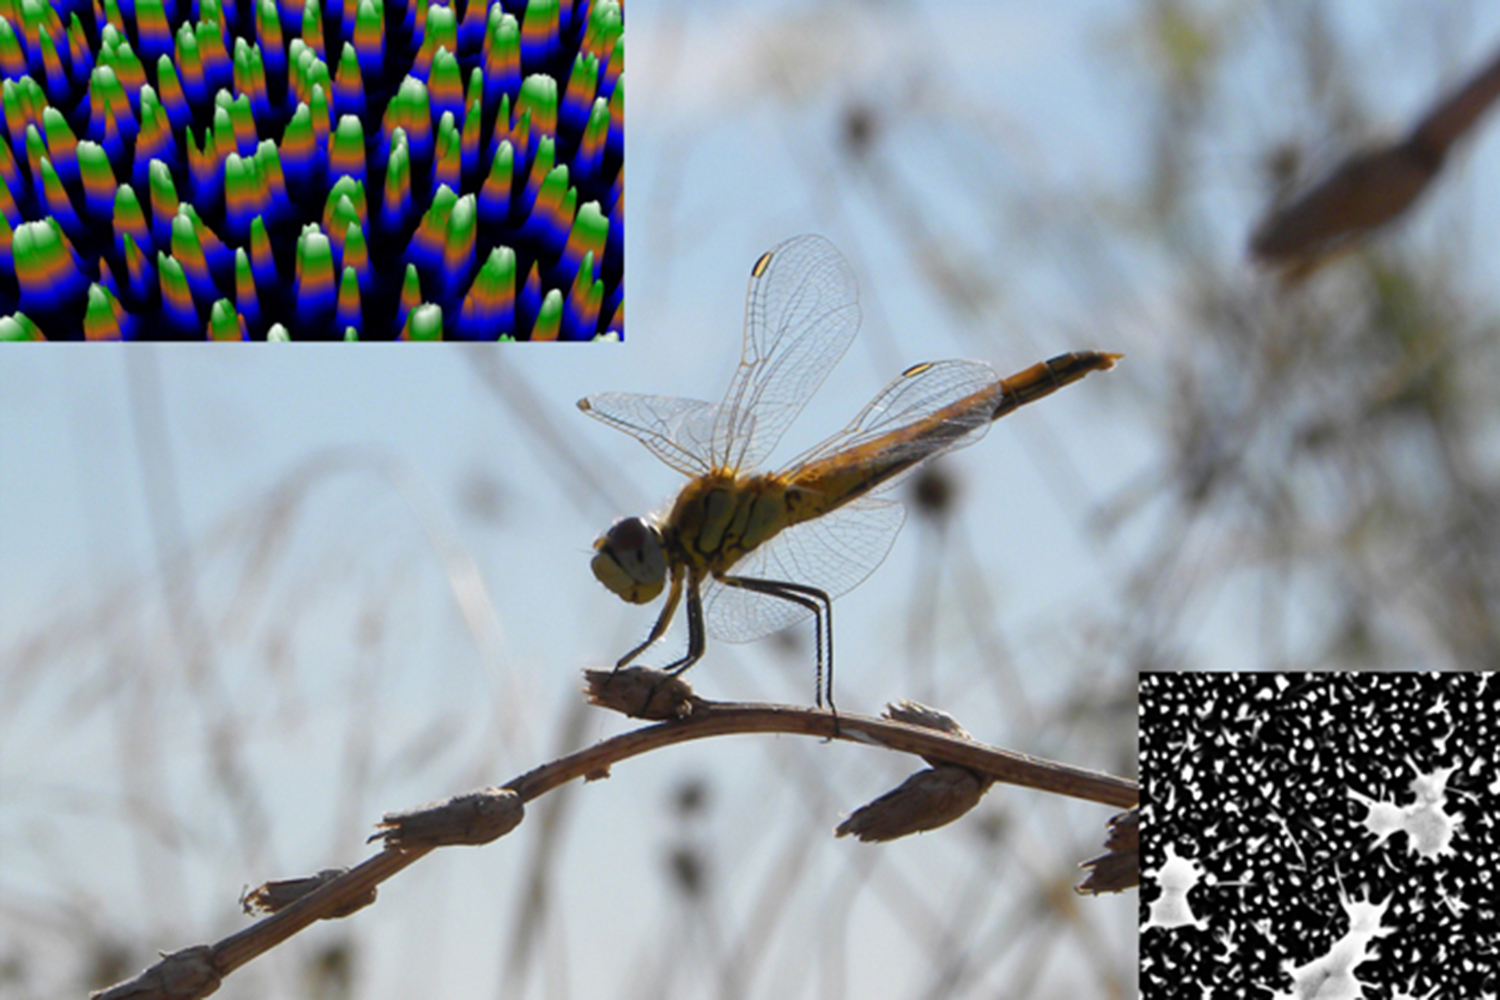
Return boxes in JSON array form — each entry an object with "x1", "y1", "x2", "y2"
[
  {"x1": 662, "y1": 577, "x2": 706, "y2": 677},
  {"x1": 715, "y1": 575, "x2": 836, "y2": 714},
  {"x1": 616, "y1": 570, "x2": 683, "y2": 669}
]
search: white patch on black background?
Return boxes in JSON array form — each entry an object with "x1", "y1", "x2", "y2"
[{"x1": 1140, "y1": 672, "x2": 1498, "y2": 997}]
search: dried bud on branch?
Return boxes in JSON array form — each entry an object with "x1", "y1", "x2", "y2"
[
  {"x1": 837, "y1": 701, "x2": 995, "y2": 841},
  {"x1": 884, "y1": 699, "x2": 979, "y2": 769},
  {"x1": 241, "y1": 869, "x2": 376, "y2": 919},
  {"x1": 836, "y1": 766, "x2": 991, "y2": 842},
  {"x1": 884, "y1": 699, "x2": 971, "y2": 738},
  {"x1": 584, "y1": 666, "x2": 700, "y2": 719},
  {"x1": 90, "y1": 945, "x2": 221, "y2": 1000},
  {"x1": 1076, "y1": 806, "x2": 1139, "y2": 894},
  {"x1": 370, "y1": 788, "x2": 524, "y2": 850}
]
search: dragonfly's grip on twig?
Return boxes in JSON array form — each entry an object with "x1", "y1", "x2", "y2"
[{"x1": 991, "y1": 351, "x2": 1122, "y2": 421}]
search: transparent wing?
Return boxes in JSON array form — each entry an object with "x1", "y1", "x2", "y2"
[
  {"x1": 711, "y1": 235, "x2": 861, "y2": 472},
  {"x1": 701, "y1": 495, "x2": 905, "y2": 642},
  {"x1": 576, "y1": 392, "x2": 720, "y2": 478},
  {"x1": 779, "y1": 359, "x2": 1003, "y2": 497}
]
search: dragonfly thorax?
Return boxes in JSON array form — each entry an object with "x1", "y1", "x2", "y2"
[
  {"x1": 664, "y1": 471, "x2": 792, "y2": 574},
  {"x1": 591, "y1": 516, "x2": 668, "y2": 604}
]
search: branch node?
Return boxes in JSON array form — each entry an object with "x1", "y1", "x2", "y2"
[
  {"x1": 370, "y1": 787, "x2": 524, "y2": 849},
  {"x1": 884, "y1": 699, "x2": 972, "y2": 739},
  {"x1": 90, "y1": 944, "x2": 221, "y2": 1000},
  {"x1": 883, "y1": 700, "x2": 982, "y2": 769}
]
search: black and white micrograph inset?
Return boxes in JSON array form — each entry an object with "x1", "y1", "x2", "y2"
[{"x1": 1140, "y1": 672, "x2": 1498, "y2": 998}]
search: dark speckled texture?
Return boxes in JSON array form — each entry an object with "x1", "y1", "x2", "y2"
[{"x1": 1140, "y1": 672, "x2": 1498, "y2": 998}]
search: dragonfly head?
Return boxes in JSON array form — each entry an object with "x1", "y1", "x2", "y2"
[{"x1": 591, "y1": 516, "x2": 667, "y2": 604}]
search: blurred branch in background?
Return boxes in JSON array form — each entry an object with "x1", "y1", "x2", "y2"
[
  {"x1": 1251, "y1": 30, "x2": 1500, "y2": 275},
  {"x1": 1100, "y1": 0, "x2": 1500, "y2": 675}
]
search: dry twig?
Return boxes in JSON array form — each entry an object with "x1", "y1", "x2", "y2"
[{"x1": 91, "y1": 670, "x2": 1135, "y2": 999}]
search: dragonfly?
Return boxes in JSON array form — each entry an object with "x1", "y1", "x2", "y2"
[{"x1": 579, "y1": 234, "x2": 1119, "y2": 709}]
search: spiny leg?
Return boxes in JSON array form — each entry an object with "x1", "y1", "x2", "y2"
[
  {"x1": 616, "y1": 570, "x2": 683, "y2": 669},
  {"x1": 716, "y1": 574, "x2": 836, "y2": 713}
]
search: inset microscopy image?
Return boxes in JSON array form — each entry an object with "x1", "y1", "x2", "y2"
[
  {"x1": 1140, "y1": 672, "x2": 1498, "y2": 998},
  {"x1": 0, "y1": 0, "x2": 622, "y2": 339}
]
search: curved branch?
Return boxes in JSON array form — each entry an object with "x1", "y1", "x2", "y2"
[
  {"x1": 92, "y1": 675, "x2": 1136, "y2": 999},
  {"x1": 509, "y1": 691, "x2": 1137, "y2": 809}
]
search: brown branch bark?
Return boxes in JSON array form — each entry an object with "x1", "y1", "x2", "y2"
[{"x1": 92, "y1": 678, "x2": 1136, "y2": 999}]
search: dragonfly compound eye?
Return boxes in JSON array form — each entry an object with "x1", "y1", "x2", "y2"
[{"x1": 591, "y1": 517, "x2": 667, "y2": 604}]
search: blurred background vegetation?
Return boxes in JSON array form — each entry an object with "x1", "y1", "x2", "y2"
[{"x1": 8, "y1": 1, "x2": 1500, "y2": 997}]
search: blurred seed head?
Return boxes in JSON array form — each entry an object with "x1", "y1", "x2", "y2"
[
  {"x1": 665, "y1": 844, "x2": 709, "y2": 900},
  {"x1": 769, "y1": 623, "x2": 805, "y2": 659},
  {"x1": 671, "y1": 775, "x2": 711, "y2": 819},
  {"x1": 1265, "y1": 141, "x2": 1303, "y2": 192},
  {"x1": 1249, "y1": 138, "x2": 1437, "y2": 271},
  {"x1": 840, "y1": 101, "x2": 880, "y2": 160},
  {"x1": 909, "y1": 465, "x2": 958, "y2": 527},
  {"x1": 356, "y1": 607, "x2": 383, "y2": 650},
  {"x1": 0, "y1": 953, "x2": 24, "y2": 990},
  {"x1": 459, "y1": 470, "x2": 508, "y2": 526},
  {"x1": 969, "y1": 807, "x2": 1011, "y2": 847},
  {"x1": 303, "y1": 939, "x2": 356, "y2": 1000}
]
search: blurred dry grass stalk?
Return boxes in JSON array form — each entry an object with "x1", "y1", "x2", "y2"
[{"x1": 12, "y1": 1, "x2": 1500, "y2": 998}]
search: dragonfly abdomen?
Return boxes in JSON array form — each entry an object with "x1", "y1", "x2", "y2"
[
  {"x1": 992, "y1": 351, "x2": 1122, "y2": 420},
  {"x1": 781, "y1": 452, "x2": 927, "y2": 523},
  {"x1": 783, "y1": 385, "x2": 1006, "y2": 518}
]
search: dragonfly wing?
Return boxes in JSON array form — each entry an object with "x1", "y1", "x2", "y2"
[
  {"x1": 782, "y1": 359, "x2": 1002, "y2": 497},
  {"x1": 712, "y1": 235, "x2": 861, "y2": 472},
  {"x1": 577, "y1": 391, "x2": 719, "y2": 477},
  {"x1": 702, "y1": 495, "x2": 906, "y2": 642}
]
